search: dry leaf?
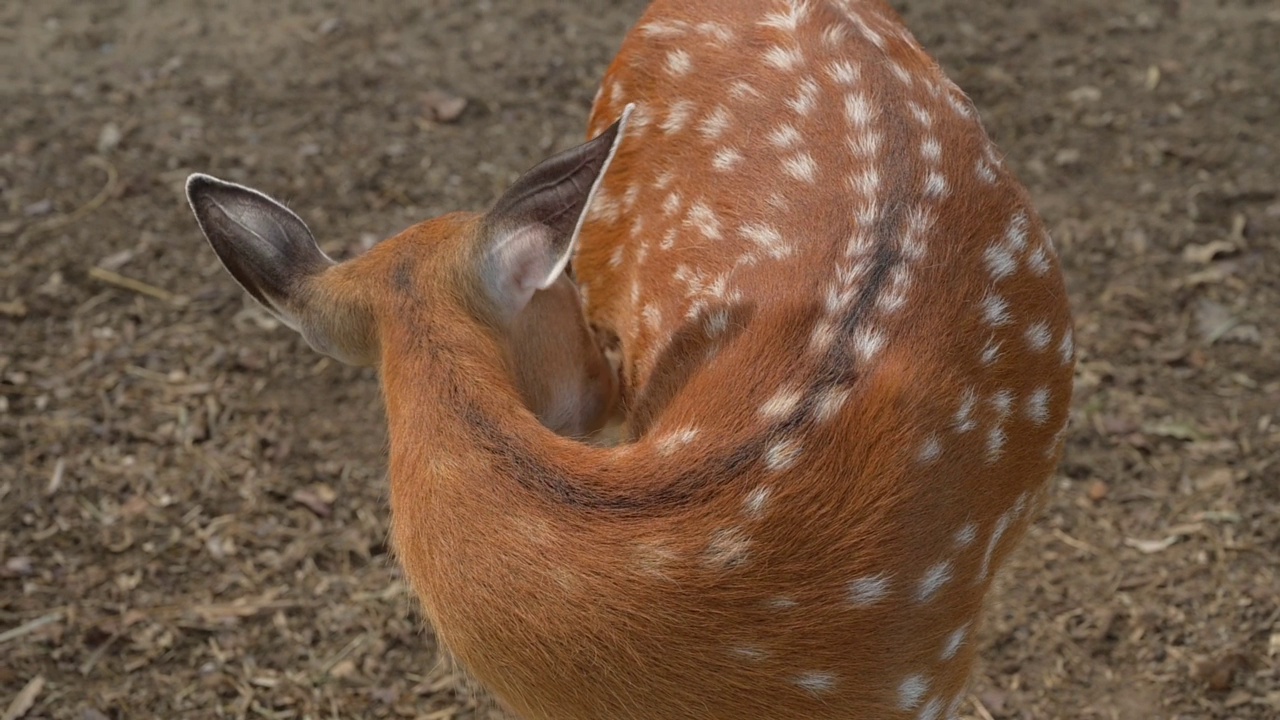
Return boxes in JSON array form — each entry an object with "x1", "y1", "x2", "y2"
[
  {"x1": 423, "y1": 90, "x2": 468, "y2": 123},
  {"x1": 1182, "y1": 240, "x2": 1236, "y2": 264},
  {"x1": 2, "y1": 675, "x2": 45, "y2": 720},
  {"x1": 293, "y1": 484, "x2": 337, "y2": 517},
  {"x1": 1124, "y1": 536, "x2": 1180, "y2": 554},
  {"x1": 1194, "y1": 298, "x2": 1239, "y2": 344}
]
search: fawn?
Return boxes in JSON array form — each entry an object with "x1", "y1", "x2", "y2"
[{"x1": 185, "y1": 0, "x2": 1074, "y2": 718}]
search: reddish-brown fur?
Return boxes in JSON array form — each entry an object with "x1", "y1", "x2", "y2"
[{"x1": 187, "y1": 1, "x2": 1074, "y2": 718}]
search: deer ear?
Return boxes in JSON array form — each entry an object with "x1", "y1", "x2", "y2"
[
  {"x1": 186, "y1": 173, "x2": 333, "y2": 327},
  {"x1": 186, "y1": 174, "x2": 375, "y2": 365},
  {"x1": 479, "y1": 104, "x2": 632, "y2": 320}
]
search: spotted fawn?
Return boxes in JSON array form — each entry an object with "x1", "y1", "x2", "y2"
[{"x1": 184, "y1": 1, "x2": 1074, "y2": 717}]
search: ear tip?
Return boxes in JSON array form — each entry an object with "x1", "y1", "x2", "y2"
[{"x1": 185, "y1": 172, "x2": 225, "y2": 198}]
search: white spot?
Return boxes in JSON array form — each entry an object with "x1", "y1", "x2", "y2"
[
  {"x1": 740, "y1": 223, "x2": 792, "y2": 259},
  {"x1": 888, "y1": 60, "x2": 914, "y2": 85},
  {"x1": 656, "y1": 427, "x2": 699, "y2": 456},
  {"x1": 1025, "y1": 321, "x2": 1052, "y2": 351},
  {"x1": 699, "y1": 105, "x2": 732, "y2": 140},
  {"x1": 661, "y1": 100, "x2": 695, "y2": 134},
  {"x1": 769, "y1": 123, "x2": 802, "y2": 149},
  {"x1": 663, "y1": 191, "x2": 683, "y2": 217},
  {"x1": 900, "y1": 218, "x2": 928, "y2": 262},
  {"x1": 707, "y1": 273, "x2": 729, "y2": 299},
  {"x1": 639, "y1": 20, "x2": 688, "y2": 38},
  {"x1": 634, "y1": 539, "x2": 677, "y2": 579},
  {"x1": 827, "y1": 58, "x2": 859, "y2": 84},
  {"x1": 767, "y1": 596, "x2": 798, "y2": 610},
  {"x1": 847, "y1": 574, "x2": 890, "y2": 606},
  {"x1": 609, "y1": 244, "x2": 625, "y2": 268},
  {"x1": 946, "y1": 694, "x2": 965, "y2": 720},
  {"x1": 953, "y1": 523, "x2": 977, "y2": 549},
  {"x1": 1026, "y1": 387, "x2": 1051, "y2": 425},
  {"x1": 622, "y1": 184, "x2": 641, "y2": 211},
  {"x1": 609, "y1": 81, "x2": 626, "y2": 107},
  {"x1": 906, "y1": 205, "x2": 934, "y2": 235},
  {"x1": 732, "y1": 646, "x2": 767, "y2": 661},
  {"x1": 763, "y1": 45, "x2": 804, "y2": 71},
  {"x1": 765, "y1": 438, "x2": 802, "y2": 471},
  {"x1": 686, "y1": 200, "x2": 723, "y2": 240},
  {"x1": 821, "y1": 21, "x2": 850, "y2": 48},
  {"x1": 706, "y1": 308, "x2": 730, "y2": 336},
  {"x1": 695, "y1": 21, "x2": 735, "y2": 44},
  {"x1": 879, "y1": 289, "x2": 907, "y2": 315},
  {"x1": 642, "y1": 304, "x2": 663, "y2": 332},
  {"x1": 908, "y1": 102, "x2": 933, "y2": 127},
  {"x1": 978, "y1": 498, "x2": 1025, "y2": 581},
  {"x1": 941, "y1": 625, "x2": 968, "y2": 661},
  {"x1": 917, "y1": 435, "x2": 943, "y2": 464},
  {"x1": 729, "y1": 81, "x2": 762, "y2": 100},
  {"x1": 990, "y1": 389, "x2": 1014, "y2": 419},
  {"x1": 981, "y1": 294, "x2": 1011, "y2": 327},
  {"x1": 653, "y1": 170, "x2": 675, "y2": 190},
  {"x1": 918, "y1": 697, "x2": 944, "y2": 720},
  {"x1": 916, "y1": 561, "x2": 953, "y2": 602},
  {"x1": 1059, "y1": 328, "x2": 1075, "y2": 365},
  {"x1": 744, "y1": 486, "x2": 772, "y2": 519},
  {"x1": 625, "y1": 103, "x2": 653, "y2": 134},
  {"x1": 945, "y1": 89, "x2": 973, "y2": 117},
  {"x1": 712, "y1": 147, "x2": 743, "y2": 172},
  {"x1": 898, "y1": 674, "x2": 930, "y2": 710},
  {"x1": 852, "y1": 327, "x2": 886, "y2": 363},
  {"x1": 850, "y1": 166, "x2": 881, "y2": 196},
  {"x1": 809, "y1": 319, "x2": 838, "y2": 352},
  {"x1": 787, "y1": 77, "x2": 820, "y2": 116},
  {"x1": 1027, "y1": 244, "x2": 1051, "y2": 275},
  {"x1": 1005, "y1": 212, "x2": 1029, "y2": 251},
  {"x1": 660, "y1": 227, "x2": 678, "y2": 251},
  {"x1": 976, "y1": 158, "x2": 998, "y2": 184},
  {"x1": 983, "y1": 243, "x2": 1017, "y2": 281},
  {"x1": 924, "y1": 170, "x2": 949, "y2": 199},
  {"x1": 885, "y1": 263, "x2": 916, "y2": 294},
  {"x1": 784, "y1": 152, "x2": 818, "y2": 183},
  {"x1": 825, "y1": 284, "x2": 856, "y2": 314},
  {"x1": 585, "y1": 185, "x2": 617, "y2": 222},
  {"x1": 848, "y1": 131, "x2": 882, "y2": 158},
  {"x1": 846, "y1": 13, "x2": 886, "y2": 48},
  {"x1": 705, "y1": 527, "x2": 751, "y2": 569},
  {"x1": 921, "y1": 136, "x2": 942, "y2": 162},
  {"x1": 844, "y1": 92, "x2": 873, "y2": 126},
  {"x1": 665, "y1": 49, "x2": 693, "y2": 76},
  {"x1": 953, "y1": 387, "x2": 977, "y2": 433},
  {"x1": 844, "y1": 228, "x2": 876, "y2": 258},
  {"x1": 795, "y1": 672, "x2": 837, "y2": 695},
  {"x1": 986, "y1": 426, "x2": 1007, "y2": 462},
  {"x1": 980, "y1": 337, "x2": 1001, "y2": 366},
  {"x1": 760, "y1": 387, "x2": 804, "y2": 420},
  {"x1": 813, "y1": 386, "x2": 850, "y2": 423},
  {"x1": 760, "y1": 1, "x2": 809, "y2": 31}
]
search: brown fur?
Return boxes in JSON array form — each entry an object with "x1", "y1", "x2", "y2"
[{"x1": 189, "y1": 1, "x2": 1075, "y2": 718}]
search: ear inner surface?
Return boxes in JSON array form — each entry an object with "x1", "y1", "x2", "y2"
[
  {"x1": 185, "y1": 173, "x2": 334, "y2": 322},
  {"x1": 477, "y1": 106, "x2": 633, "y2": 321}
]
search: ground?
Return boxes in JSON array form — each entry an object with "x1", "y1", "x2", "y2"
[{"x1": 2, "y1": 0, "x2": 1278, "y2": 718}]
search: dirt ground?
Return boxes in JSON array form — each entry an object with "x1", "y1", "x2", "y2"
[{"x1": 2, "y1": 0, "x2": 1278, "y2": 718}]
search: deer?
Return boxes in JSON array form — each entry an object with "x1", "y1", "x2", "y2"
[{"x1": 183, "y1": 0, "x2": 1074, "y2": 718}]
